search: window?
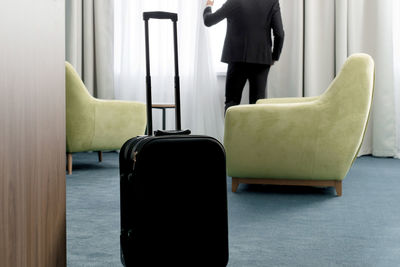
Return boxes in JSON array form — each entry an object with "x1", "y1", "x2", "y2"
[{"x1": 208, "y1": 2, "x2": 228, "y2": 75}]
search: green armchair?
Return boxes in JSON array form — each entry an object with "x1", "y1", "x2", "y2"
[
  {"x1": 66, "y1": 62, "x2": 146, "y2": 174},
  {"x1": 224, "y1": 54, "x2": 375, "y2": 196}
]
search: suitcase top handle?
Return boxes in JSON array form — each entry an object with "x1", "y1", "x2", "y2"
[{"x1": 143, "y1": 12, "x2": 178, "y2": 22}]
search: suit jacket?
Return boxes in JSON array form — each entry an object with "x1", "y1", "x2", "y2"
[{"x1": 204, "y1": 0, "x2": 284, "y2": 65}]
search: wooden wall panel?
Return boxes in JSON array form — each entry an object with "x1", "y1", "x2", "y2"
[{"x1": 0, "y1": 0, "x2": 66, "y2": 266}]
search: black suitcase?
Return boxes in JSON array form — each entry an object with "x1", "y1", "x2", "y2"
[{"x1": 119, "y1": 12, "x2": 229, "y2": 267}]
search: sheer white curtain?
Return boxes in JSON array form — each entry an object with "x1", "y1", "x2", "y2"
[
  {"x1": 267, "y1": 0, "x2": 304, "y2": 98},
  {"x1": 114, "y1": 0, "x2": 224, "y2": 141},
  {"x1": 267, "y1": 0, "x2": 400, "y2": 158}
]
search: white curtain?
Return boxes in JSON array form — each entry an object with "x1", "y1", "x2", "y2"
[
  {"x1": 114, "y1": 0, "x2": 224, "y2": 141},
  {"x1": 115, "y1": 0, "x2": 400, "y2": 156},
  {"x1": 267, "y1": 0, "x2": 304, "y2": 98},
  {"x1": 394, "y1": 0, "x2": 400, "y2": 158},
  {"x1": 267, "y1": 0, "x2": 400, "y2": 158},
  {"x1": 66, "y1": 0, "x2": 115, "y2": 99}
]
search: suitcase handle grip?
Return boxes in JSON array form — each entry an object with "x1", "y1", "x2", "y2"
[
  {"x1": 143, "y1": 12, "x2": 178, "y2": 22},
  {"x1": 154, "y1": 129, "x2": 191, "y2": 137}
]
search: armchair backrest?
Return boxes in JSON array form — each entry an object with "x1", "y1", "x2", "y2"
[
  {"x1": 317, "y1": 54, "x2": 375, "y2": 175},
  {"x1": 65, "y1": 62, "x2": 96, "y2": 152},
  {"x1": 320, "y1": 54, "x2": 375, "y2": 111},
  {"x1": 65, "y1": 62, "x2": 95, "y2": 107}
]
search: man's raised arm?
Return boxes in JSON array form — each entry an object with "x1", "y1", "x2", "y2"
[{"x1": 203, "y1": 0, "x2": 237, "y2": 27}]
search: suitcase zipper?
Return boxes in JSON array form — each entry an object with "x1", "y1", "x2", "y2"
[{"x1": 132, "y1": 151, "x2": 138, "y2": 170}]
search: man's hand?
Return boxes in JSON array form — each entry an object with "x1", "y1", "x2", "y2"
[{"x1": 206, "y1": 0, "x2": 214, "y2": 7}]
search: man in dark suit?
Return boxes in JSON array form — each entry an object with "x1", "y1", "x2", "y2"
[{"x1": 203, "y1": 0, "x2": 284, "y2": 112}]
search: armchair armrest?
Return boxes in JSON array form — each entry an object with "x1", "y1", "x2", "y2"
[{"x1": 256, "y1": 96, "x2": 319, "y2": 105}]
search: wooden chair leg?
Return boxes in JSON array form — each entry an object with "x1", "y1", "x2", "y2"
[
  {"x1": 335, "y1": 180, "x2": 342, "y2": 197},
  {"x1": 67, "y1": 153, "x2": 72, "y2": 175},
  {"x1": 232, "y1": 178, "x2": 239, "y2": 193},
  {"x1": 98, "y1": 151, "x2": 103, "y2": 162}
]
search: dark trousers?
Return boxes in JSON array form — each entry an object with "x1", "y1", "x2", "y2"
[{"x1": 225, "y1": 62, "x2": 271, "y2": 112}]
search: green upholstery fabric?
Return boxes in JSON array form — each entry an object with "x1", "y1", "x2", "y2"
[
  {"x1": 224, "y1": 54, "x2": 375, "y2": 181},
  {"x1": 66, "y1": 62, "x2": 146, "y2": 153}
]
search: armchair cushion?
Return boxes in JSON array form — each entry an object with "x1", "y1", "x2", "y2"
[{"x1": 91, "y1": 100, "x2": 146, "y2": 151}]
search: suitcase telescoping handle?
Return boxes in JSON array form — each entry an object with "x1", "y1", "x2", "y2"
[{"x1": 143, "y1": 11, "x2": 183, "y2": 136}]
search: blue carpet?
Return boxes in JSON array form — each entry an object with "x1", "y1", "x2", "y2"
[{"x1": 67, "y1": 152, "x2": 400, "y2": 266}]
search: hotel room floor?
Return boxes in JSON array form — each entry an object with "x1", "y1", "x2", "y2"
[{"x1": 67, "y1": 152, "x2": 400, "y2": 267}]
